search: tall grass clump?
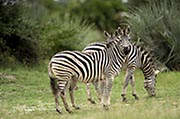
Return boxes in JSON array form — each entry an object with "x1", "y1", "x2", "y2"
[{"x1": 128, "y1": 0, "x2": 180, "y2": 70}]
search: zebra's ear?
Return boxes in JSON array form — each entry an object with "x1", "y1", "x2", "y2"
[
  {"x1": 115, "y1": 30, "x2": 119, "y2": 37},
  {"x1": 125, "y1": 25, "x2": 131, "y2": 36},
  {"x1": 155, "y1": 70, "x2": 160, "y2": 77},
  {"x1": 117, "y1": 27, "x2": 123, "y2": 36},
  {"x1": 104, "y1": 31, "x2": 111, "y2": 38}
]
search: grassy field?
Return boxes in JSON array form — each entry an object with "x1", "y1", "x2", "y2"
[{"x1": 0, "y1": 63, "x2": 180, "y2": 119}]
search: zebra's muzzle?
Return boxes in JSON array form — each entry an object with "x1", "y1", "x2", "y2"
[{"x1": 123, "y1": 47, "x2": 130, "y2": 55}]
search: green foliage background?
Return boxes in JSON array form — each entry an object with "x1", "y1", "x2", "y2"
[
  {"x1": 0, "y1": 0, "x2": 102, "y2": 65},
  {"x1": 70, "y1": 0, "x2": 126, "y2": 31},
  {"x1": 0, "y1": 0, "x2": 180, "y2": 70}
]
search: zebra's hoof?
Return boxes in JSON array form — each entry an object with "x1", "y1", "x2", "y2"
[
  {"x1": 90, "y1": 100, "x2": 96, "y2": 104},
  {"x1": 56, "y1": 108, "x2": 62, "y2": 114},
  {"x1": 91, "y1": 100, "x2": 96, "y2": 104},
  {"x1": 88, "y1": 98, "x2": 96, "y2": 104},
  {"x1": 73, "y1": 105, "x2": 80, "y2": 110},
  {"x1": 121, "y1": 94, "x2": 125, "y2": 97},
  {"x1": 66, "y1": 109, "x2": 73, "y2": 113},
  {"x1": 132, "y1": 94, "x2": 139, "y2": 100},
  {"x1": 103, "y1": 104, "x2": 109, "y2": 110},
  {"x1": 122, "y1": 97, "x2": 127, "y2": 102}
]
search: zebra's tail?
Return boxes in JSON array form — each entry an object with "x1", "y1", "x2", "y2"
[
  {"x1": 48, "y1": 62, "x2": 58, "y2": 96},
  {"x1": 50, "y1": 77, "x2": 58, "y2": 96}
]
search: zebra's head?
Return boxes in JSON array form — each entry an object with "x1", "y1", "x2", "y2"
[
  {"x1": 115, "y1": 26, "x2": 132, "y2": 55},
  {"x1": 144, "y1": 77, "x2": 156, "y2": 96},
  {"x1": 104, "y1": 31, "x2": 120, "y2": 48},
  {"x1": 144, "y1": 69, "x2": 159, "y2": 96},
  {"x1": 143, "y1": 56, "x2": 160, "y2": 97}
]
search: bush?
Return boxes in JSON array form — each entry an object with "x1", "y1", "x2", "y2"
[
  {"x1": 0, "y1": 0, "x2": 103, "y2": 65},
  {"x1": 0, "y1": 1, "x2": 43, "y2": 65},
  {"x1": 40, "y1": 15, "x2": 103, "y2": 57},
  {"x1": 128, "y1": 0, "x2": 180, "y2": 71},
  {"x1": 69, "y1": 0, "x2": 126, "y2": 31}
]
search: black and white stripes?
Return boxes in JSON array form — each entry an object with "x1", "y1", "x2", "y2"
[
  {"x1": 83, "y1": 26, "x2": 158, "y2": 102},
  {"x1": 48, "y1": 31, "x2": 128, "y2": 113},
  {"x1": 121, "y1": 42, "x2": 157, "y2": 101},
  {"x1": 48, "y1": 26, "x2": 159, "y2": 114}
]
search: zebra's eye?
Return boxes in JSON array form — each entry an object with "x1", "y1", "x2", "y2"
[
  {"x1": 118, "y1": 39, "x2": 122, "y2": 42},
  {"x1": 118, "y1": 40, "x2": 122, "y2": 45}
]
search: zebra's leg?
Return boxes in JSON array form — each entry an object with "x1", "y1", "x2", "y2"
[
  {"x1": 121, "y1": 67, "x2": 135, "y2": 102},
  {"x1": 93, "y1": 80, "x2": 102, "y2": 102},
  {"x1": 50, "y1": 77, "x2": 62, "y2": 114},
  {"x1": 130, "y1": 74, "x2": 139, "y2": 100},
  {"x1": 59, "y1": 81, "x2": 72, "y2": 113},
  {"x1": 102, "y1": 77, "x2": 113, "y2": 110},
  {"x1": 121, "y1": 70, "x2": 130, "y2": 102},
  {"x1": 100, "y1": 79, "x2": 106, "y2": 104},
  {"x1": 69, "y1": 80, "x2": 80, "y2": 110},
  {"x1": 86, "y1": 83, "x2": 96, "y2": 104},
  {"x1": 54, "y1": 94, "x2": 62, "y2": 114}
]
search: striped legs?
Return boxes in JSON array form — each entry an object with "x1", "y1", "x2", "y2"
[
  {"x1": 130, "y1": 75, "x2": 139, "y2": 100},
  {"x1": 55, "y1": 93, "x2": 61, "y2": 114},
  {"x1": 52, "y1": 76, "x2": 80, "y2": 114},
  {"x1": 102, "y1": 76, "x2": 113, "y2": 110},
  {"x1": 53, "y1": 80, "x2": 72, "y2": 114},
  {"x1": 121, "y1": 67, "x2": 139, "y2": 102},
  {"x1": 86, "y1": 80, "x2": 104, "y2": 104},
  {"x1": 50, "y1": 77, "x2": 63, "y2": 114},
  {"x1": 69, "y1": 79, "x2": 80, "y2": 110},
  {"x1": 60, "y1": 90, "x2": 72, "y2": 113},
  {"x1": 121, "y1": 69, "x2": 131, "y2": 102},
  {"x1": 86, "y1": 83, "x2": 96, "y2": 104},
  {"x1": 58, "y1": 79, "x2": 73, "y2": 113}
]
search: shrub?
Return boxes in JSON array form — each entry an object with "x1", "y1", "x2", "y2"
[
  {"x1": 69, "y1": 0, "x2": 126, "y2": 31},
  {"x1": 0, "y1": 0, "x2": 106, "y2": 66},
  {"x1": 128, "y1": 0, "x2": 180, "y2": 70},
  {"x1": 0, "y1": 1, "x2": 43, "y2": 65},
  {"x1": 40, "y1": 15, "x2": 103, "y2": 57}
]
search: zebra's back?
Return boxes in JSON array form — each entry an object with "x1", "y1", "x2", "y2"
[
  {"x1": 83, "y1": 42, "x2": 106, "y2": 53},
  {"x1": 49, "y1": 50, "x2": 107, "y2": 83}
]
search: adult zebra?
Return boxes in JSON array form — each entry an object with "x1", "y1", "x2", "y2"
[
  {"x1": 83, "y1": 26, "x2": 159, "y2": 103},
  {"x1": 48, "y1": 31, "x2": 130, "y2": 114}
]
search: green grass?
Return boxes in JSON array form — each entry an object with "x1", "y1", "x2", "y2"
[{"x1": 0, "y1": 64, "x2": 180, "y2": 119}]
